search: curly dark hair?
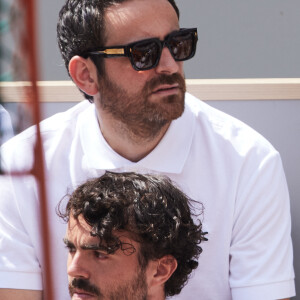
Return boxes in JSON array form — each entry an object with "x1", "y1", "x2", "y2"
[
  {"x1": 57, "y1": 171, "x2": 207, "y2": 297},
  {"x1": 57, "y1": 0, "x2": 180, "y2": 102}
]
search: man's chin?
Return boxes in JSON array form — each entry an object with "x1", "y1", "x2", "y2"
[{"x1": 157, "y1": 94, "x2": 185, "y2": 121}]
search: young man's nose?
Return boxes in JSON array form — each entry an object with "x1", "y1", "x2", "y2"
[
  {"x1": 155, "y1": 46, "x2": 180, "y2": 74},
  {"x1": 67, "y1": 253, "x2": 90, "y2": 279}
]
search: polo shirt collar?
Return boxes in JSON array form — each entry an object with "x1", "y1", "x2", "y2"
[{"x1": 79, "y1": 96, "x2": 195, "y2": 174}]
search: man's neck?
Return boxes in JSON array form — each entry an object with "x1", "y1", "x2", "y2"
[{"x1": 96, "y1": 111, "x2": 170, "y2": 162}]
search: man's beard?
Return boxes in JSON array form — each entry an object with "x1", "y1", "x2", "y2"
[
  {"x1": 69, "y1": 267, "x2": 148, "y2": 300},
  {"x1": 97, "y1": 72, "x2": 186, "y2": 140}
]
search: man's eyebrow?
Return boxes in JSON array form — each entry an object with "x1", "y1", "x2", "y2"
[
  {"x1": 63, "y1": 237, "x2": 107, "y2": 251},
  {"x1": 80, "y1": 244, "x2": 107, "y2": 251},
  {"x1": 63, "y1": 237, "x2": 74, "y2": 248}
]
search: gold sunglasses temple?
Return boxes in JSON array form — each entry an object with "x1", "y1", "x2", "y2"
[{"x1": 98, "y1": 48, "x2": 125, "y2": 55}]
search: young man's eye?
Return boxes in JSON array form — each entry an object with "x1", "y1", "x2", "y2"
[{"x1": 94, "y1": 251, "x2": 108, "y2": 259}]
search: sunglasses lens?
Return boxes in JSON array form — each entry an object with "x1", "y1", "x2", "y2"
[
  {"x1": 131, "y1": 41, "x2": 160, "y2": 70},
  {"x1": 129, "y1": 29, "x2": 197, "y2": 70},
  {"x1": 169, "y1": 31, "x2": 195, "y2": 61}
]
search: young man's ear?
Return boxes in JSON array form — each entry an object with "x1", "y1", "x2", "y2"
[
  {"x1": 69, "y1": 56, "x2": 99, "y2": 96},
  {"x1": 147, "y1": 255, "x2": 177, "y2": 289}
]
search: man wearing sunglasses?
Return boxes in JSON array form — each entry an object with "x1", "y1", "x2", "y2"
[{"x1": 0, "y1": 0, "x2": 295, "y2": 299}]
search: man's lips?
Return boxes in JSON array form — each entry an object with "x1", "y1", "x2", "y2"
[
  {"x1": 72, "y1": 288, "x2": 97, "y2": 299},
  {"x1": 152, "y1": 84, "x2": 180, "y2": 94}
]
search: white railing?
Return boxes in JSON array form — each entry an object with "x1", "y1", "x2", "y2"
[{"x1": 1, "y1": 78, "x2": 300, "y2": 102}]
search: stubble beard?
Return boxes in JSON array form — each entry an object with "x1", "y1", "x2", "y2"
[
  {"x1": 69, "y1": 266, "x2": 148, "y2": 300},
  {"x1": 97, "y1": 72, "x2": 186, "y2": 141},
  {"x1": 107, "y1": 267, "x2": 148, "y2": 300}
]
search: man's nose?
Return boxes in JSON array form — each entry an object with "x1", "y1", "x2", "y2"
[
  {"x1": 155, "y1": 46, "x2": 180, "y2": 74},
  {"x1": 67, "y1": 253, "x2": 90, "y2": 279}
]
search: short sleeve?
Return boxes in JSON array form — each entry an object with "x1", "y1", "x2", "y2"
[{"x1": 230, "y1": 151, "x2": 295, "y2": 299}]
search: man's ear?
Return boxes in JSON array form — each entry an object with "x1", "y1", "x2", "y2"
[
  {"x1": 69, "y1": 56, "x2": 99, "y2": 96},
  {"x1": 148, "y1": 255, "x2": 178, "y2": 288}
]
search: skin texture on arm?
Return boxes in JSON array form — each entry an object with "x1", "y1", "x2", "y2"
[{"x1": 0, "y1": 289, "x2": 42, "y2": 300}]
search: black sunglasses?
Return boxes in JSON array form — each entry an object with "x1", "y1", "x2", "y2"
[{"x1": 85, "y1": 28, "x2": 198, "y2": 71}]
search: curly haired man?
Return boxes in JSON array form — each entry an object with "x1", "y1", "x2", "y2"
[{"x1": 58, "y1": 171, "x2": 207, "y2": 300}]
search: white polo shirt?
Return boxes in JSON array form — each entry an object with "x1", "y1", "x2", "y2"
[{"x1": 0, "y1": 93, "x2": 295, "y2": 299}]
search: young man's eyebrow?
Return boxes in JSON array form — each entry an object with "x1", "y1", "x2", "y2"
[
  {"x1": 80, "y1": 244, "x2": 106, "y2": 251},
  {"x1": 63, "y1": 237, "x2": 107, "y2": 251},
  {"x1": 63, "y1": 237, "x2": 74, "y2": 247}
]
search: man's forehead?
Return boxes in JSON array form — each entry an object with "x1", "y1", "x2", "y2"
[
  {"x1": 67, "y1": 214, "x2": 140, "y2": 250},
  {"x1": 67, "y1": 215, "x2": 96, "y2": 244},
  {"x1": 67, "y1": 214, "x2": 91, "y2": 233},
  {"x1": 104, "y1": 0, "x2": 179, "y2": 45}
]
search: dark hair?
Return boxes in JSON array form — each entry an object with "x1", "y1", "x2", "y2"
[
  {"x1": 57, "y1": 0, "x2": 180, "y2": 102},
  {"x1": 57, "y1": 171, "x2": 207, "y2": 297}
]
